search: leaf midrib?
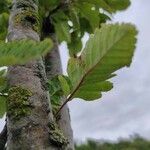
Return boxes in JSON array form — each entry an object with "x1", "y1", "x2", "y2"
[{"x1": 68, "y1": 29, "x2": 130, "y2": 100}]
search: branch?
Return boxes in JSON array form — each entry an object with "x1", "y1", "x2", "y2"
[
  {"x1": 0, "y1": 124, "x2": 7, "y2": 150},
  {"x1": 54, "y1": 91, "x2": 77, "y2": 118}
]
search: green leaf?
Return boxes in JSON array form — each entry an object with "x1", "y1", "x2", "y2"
[
  {"x1": 76, "y1": 3, "x2": 100, "y2": 30},
  {"x1": 48, "y1": 76, "x2": 63, "y2": 114},
  {"x1": 48, "y1": 76, "x2": 63, "y2": 102},
  {"x1": 79, "y1": 17, "x2": 93, "y2": 35},
  {"x1": 78, "y1": 0, "x2": 130, "y2": 13},
  {"x1": 58, "y1": 75, "x2": 71, "y2": 96},
  {"x1": 68, "y1": 31, "x2": 82, "y2": 56},
  {"x1": 69, "y1": 7, "x2": 80, "y2": 31},
  {"x1": 48, "y1": 75, "x2": 72, "y2": 101},
  {"x1": 52, "y1": 11, "x2": 71, "y2": 43},
  {"x1": 67, "y1": 23, "x2": 137, "y2": 101},
  {"x1": 0, "y1": 38, "x2": 53, "y2": 66},
  {"x1": 0, "y1": 0, "x2": 10, "y2": 13},
  {"x1": 0, "y1": 96, "x2": 6, "y2": 118},
  {"x1": 105, "y1": 0, "x2": 131, "y2": 12},
  {"x1": 0, "y1": 69, "x2": 7, "y2": 92},
  {"x1": 39, "y1": 0, "x2": 61, "y2": 16},
  {"x1": 48, "y1": 75, "x2": 72, "y2": 113},
  {"x1": 54, "y1": 21, "x2": 71, "y2": 43},
  {"x1": 39, "y1": 0, "x2": 60, "y2": 10},
  {"x1": 0, "y1": 13, "x2": 9, "y2": 40}
]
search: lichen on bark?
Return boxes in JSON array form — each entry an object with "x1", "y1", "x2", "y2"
[
  {"x1": 13, "y1": 0, "x2": 40, "y2": 33},
  {"x1": 7, "y1": 86, "x2": 32, "y2": 120},
  {"x1": 48, "y1": 121, "x2": 68, "y2": 147}
]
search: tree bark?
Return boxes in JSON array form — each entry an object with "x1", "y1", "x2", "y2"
[
  {"x1": 45, "y1": 34, "x2": 74, "y2": 150},
  {"x1": 6, "y1": 0, "x2": 66, "y2": 149}
]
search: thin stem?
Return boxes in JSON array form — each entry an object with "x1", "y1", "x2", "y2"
[
  {"x1": 54, "y1": 98, "x2": 70, "y2": 118},
  {"x1": 55, "y1": 74, "x2": 86, "y2": 118}
]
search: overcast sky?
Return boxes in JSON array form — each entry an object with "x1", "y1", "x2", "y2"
[
  {"x1": 0, "y1": 0, "x2": 150, "y2": 143},
  {"x1": 60, "y1": 0, "x2": 150, "y2": 142}
]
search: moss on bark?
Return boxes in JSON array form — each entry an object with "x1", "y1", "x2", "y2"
[
  {"x1": 14, "y1": 0, "x2": 40, "y2": 32},
  {"x1": 7, "y1": 86, "x2": 32, "y2": 120},
  {"x1": 48, "y1": 122, "x2": 68, "y2": 147}
]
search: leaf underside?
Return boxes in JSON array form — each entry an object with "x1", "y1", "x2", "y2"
[{"x1": 67, "y1": 23, "x2": 137, "y2": 101}]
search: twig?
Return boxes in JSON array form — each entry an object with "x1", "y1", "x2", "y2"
[{"x1": 55, "y1": 74, "x2": 86, "y2": 118}]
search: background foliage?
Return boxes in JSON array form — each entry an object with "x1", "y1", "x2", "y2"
[{"x1": 75, "y1": 136, "x2": 150, "y2": 150}]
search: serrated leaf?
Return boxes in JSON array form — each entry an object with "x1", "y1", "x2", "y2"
[
  {"x1": 0, "y1": 96, "x2": 6, "y2": 118},
  {"x1": 67, "y1": 23, "x2": 137, "y2": 101},
  {"x1": 0, "y1": 39, "x2": 53, "y2": 66}
]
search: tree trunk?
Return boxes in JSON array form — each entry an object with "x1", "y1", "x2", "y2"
[
  {"x1": 6, "y1": 0, "x2": 67, "y2": 149},
  {"x1": 45, "y1": 34, "x2": 74, "y2": 150}
]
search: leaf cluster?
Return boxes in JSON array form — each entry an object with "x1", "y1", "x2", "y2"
[
  {"x1": 52, "y1": 23, "x2": 137, "y2": 111},
  {"x1": 39, "y1": 0, "x2": 131, "y2": 57},
  {"x1": 0, "y1": 0, "x2": 138, "y2": 117}
]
